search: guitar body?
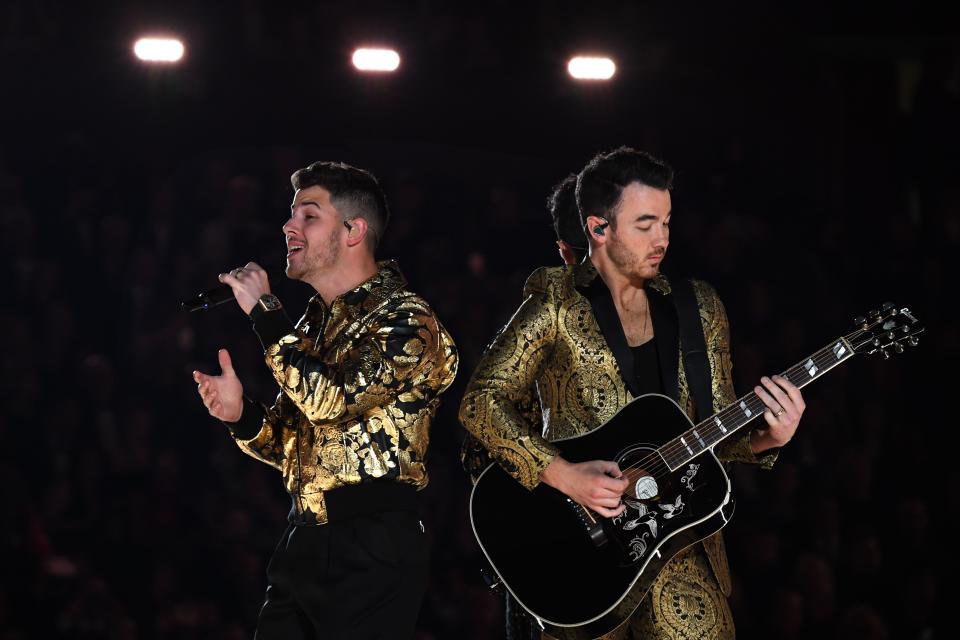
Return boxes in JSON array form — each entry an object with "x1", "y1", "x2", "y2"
[
  {"x1": 469, "y1": 304, "x2": 923, "y2": 639},
  {"x1": 470, "y1": 393, "x2": 734, "y2": 639}
]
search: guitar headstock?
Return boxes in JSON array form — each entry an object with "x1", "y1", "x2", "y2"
[{"x1": 846, "y1": 302, "x2": 924, "y2": 359}]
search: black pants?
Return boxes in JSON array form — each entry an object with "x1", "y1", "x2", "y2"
[{"x1": 254, "y1": 510, "x2": 429, "y2": 640}]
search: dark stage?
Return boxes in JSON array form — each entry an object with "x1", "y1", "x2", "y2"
[{"x1": 1, "y1": 2, "x2": 955, "y2": 638}]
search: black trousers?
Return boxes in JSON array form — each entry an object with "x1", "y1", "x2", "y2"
[{"x1": 254, "y1": 510, "x2": 429, "y2": 640}]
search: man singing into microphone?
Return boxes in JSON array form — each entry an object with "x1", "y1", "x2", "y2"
[{"x1": 192, "y1": 161, "x2": 458, "y2": 639}]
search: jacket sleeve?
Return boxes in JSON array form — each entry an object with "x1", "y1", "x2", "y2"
[
  {"x1": 227, "y1": 393, "x2": 296, "y2": 471},
  {"x1": 459, "y1": 268, "x2": 560, "y2": 490},
  {"x1": 254, "y1": 298, "x2": 458, "y2": 426},
  {"x1": 697, "y1": 281, "x2": 779, "y2": 469},
  {"x1": 460, "y1": 387, "x2": 543, "y2": 485}
]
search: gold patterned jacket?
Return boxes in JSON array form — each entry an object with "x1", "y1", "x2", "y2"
[
  {"x1": 459, "y1": 260, "x2": 776, "y2": 594},
  {"x1": 231, "y1": 260, "x2": 458, "y2": 525}
]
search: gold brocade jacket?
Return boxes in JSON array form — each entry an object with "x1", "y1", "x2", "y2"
[
  {"x1": 234, "y1": 260, "x2": 458, "y2": 525},
  {"x1": 459, "y1": 261, "x2": 777, "y2": 595}
]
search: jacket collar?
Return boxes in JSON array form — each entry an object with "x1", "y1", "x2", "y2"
[
  {"x1": 573, "y1": 258, "x2": 679, "y2": 401},
  {"x1": 305, "y1": 260, "x2": 407, "y2": 340}
]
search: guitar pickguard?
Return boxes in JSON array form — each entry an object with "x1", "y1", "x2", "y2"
[{"x1": 605, "y1": 445, "x2": 718, "y2": 568}]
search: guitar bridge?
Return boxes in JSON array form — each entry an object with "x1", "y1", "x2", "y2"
[{"x1": 565, "y1": 498, "x2": 608, "y2": 547}]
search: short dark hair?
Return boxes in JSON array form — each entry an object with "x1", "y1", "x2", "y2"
[
  {"x1": 576, "y1": 147, "x2": 673, "y2": 230},
  {"x1": 547, "y1": 174, "x2": 587, "y2": 260},
  {"x1": 290, "y1": 161, "x2": 390, "y2": 249}
]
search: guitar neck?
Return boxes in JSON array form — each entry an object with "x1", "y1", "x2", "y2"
[{"x1": 659, "y1": 336, "x2": 856, "y2": 471}]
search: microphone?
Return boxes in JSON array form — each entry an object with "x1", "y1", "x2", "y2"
[
  {"x1": 180, "y1": 263, "x2": 280, "y2": 312},
  {"x1": 180, "y1": 282, "x2": 237, "y2": 312}
]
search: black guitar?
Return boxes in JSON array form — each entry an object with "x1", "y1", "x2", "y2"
[{"x1": 470, "y1": 304, "x2": 922, "y2": 639}]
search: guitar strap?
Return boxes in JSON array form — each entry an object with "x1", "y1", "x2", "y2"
[
  {"x1": 579, "y1": 274, "x2": 713, "y2": 420},
  {"x1": 671, "y1": 277, "x2": 715, "y2": 422}
]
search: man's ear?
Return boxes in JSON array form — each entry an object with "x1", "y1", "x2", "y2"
[
  {"x1": 557, "y1": 240, "x2": 578, "y2": 266},
  {"x1": 344, "y1": 217, "x2": 369, "y2": 248},
  {"x1": 585, "y1": 215, "x2": 609, "y2": 241}
]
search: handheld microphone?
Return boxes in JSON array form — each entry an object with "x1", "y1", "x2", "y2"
[
  {"x1": 180, "y1": 282, "x2": 238, "y2": 312},
  {"x1": 180, "y1": 263, "x2": 280, "y2": 312}
]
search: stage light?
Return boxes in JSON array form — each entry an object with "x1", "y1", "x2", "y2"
[
  {"x1": 134, "y1": 37, "x2": 184, "y2": 63},
  {"x1": 567, "y1": 56, "x2": 616, "y2": 81},
  {"x1": 352, "y1": 48, "x2": 400, "y2": 72}
]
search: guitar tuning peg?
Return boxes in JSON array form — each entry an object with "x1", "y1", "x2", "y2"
[
  {"x1": 854, "y1": 315, "x2": 867, "y2": 326},
  {"x1": 908, "y1": 336, "x2": 919, "y2": 347},
  {"x1": 894, "y1": 343, "x2": 904, "y2": 354},
  {"x1": 887, "y1": 331, "x2": 896, "y2": 341},
  {"x1": 881, "y1": 349, "x2": 890, "y2": 360},
  {"x1": 868, "y1": 309, "x2": 881, "y2": 319},
  {"x1": 881, "y1": 302, "x2": 895, "y2": 313},
  {"x1": 872, "y1": 337, "x2": 881, "y2": 347}
]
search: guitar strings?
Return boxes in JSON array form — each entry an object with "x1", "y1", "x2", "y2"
[
  {"x1": 610, "y1": 323, "x2": 899, "y2": 493},
  {"x1": 584, "y1": 341, "x2": 864, "y2": 517},
  {"x1": 633, "y1": 347, "x2": 839, "y2": 477},
  {"x1": 618, "y1": 342, "x2": 862, "y2": 483}
]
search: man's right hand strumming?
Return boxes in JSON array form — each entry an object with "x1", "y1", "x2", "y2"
[
  {"x1": 540, "y1": 456, "x2": 629, "y2": 518},
  {"x1": 193, "y1": 348, "x2": 244, "y2": 422}
]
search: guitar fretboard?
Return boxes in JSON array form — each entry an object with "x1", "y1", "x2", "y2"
[{"x1": 659, "y1": 337, "x2": 855, "y2": 471}]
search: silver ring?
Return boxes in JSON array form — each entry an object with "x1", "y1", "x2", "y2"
[{"x1": 775, "y1": 407, "x2": 785, "y2": 417}]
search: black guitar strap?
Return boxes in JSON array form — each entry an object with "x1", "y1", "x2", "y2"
[
  {"x1": 671, "y1": 277, "x2": 714, "y2": 422},
  {"x1": 579, "y1": 274, "x2": 715, "y2": 417},
  {"x1": 579, "y1": 276, "x2": 643, "y2": 398}
]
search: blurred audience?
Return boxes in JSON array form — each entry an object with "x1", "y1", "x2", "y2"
[{"x1": 0, "y1": 44, "x2": 953, "y2": 640}]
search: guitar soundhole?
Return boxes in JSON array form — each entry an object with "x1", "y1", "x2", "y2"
[{"x1": 618, "y1": 448, "x2": 662, "y2": 501}]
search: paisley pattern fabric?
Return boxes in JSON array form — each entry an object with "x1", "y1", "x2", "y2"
[
  {"x1": 234, "y1": 261, "x2": 458, "y2": 524},
  {"x1": 460, "y1": 260, "x2": 778, "y2": 637},
  {"x1": 543, "y1": 548, "x2": 734, "y2": 640},
  {"x1": 626, "y1": 547, "x2": 735, "y2": 640},
  {"x1": 459, "y1": 261, "x2": 774, "y2": 489}
]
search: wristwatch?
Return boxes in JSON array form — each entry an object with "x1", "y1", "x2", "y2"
[{"x1": 257, "y1": 293, "x2": 283, "y2": 313}]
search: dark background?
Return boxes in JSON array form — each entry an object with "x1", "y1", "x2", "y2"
[{"x1": 1, "y1": 1, "x2": 956, "y2": 638}]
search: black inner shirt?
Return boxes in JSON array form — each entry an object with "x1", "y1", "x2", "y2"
[{"x1": 630, "y1": 339, "x2": 664, "y2": 396}]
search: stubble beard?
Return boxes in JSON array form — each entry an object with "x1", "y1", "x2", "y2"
[
  {"x1": 607, "y1": 233, "x2": 640, "y2": 278},
  {"x1": 607, "y1": 232, "x2": 657, "y2": 282},
  {"x1": 286, "y1": 228, "x2": 342, "y2": 282}
]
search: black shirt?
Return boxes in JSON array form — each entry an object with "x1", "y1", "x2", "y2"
[{"x1": 630, "y1": 339, "x2": 664, "y2": 396}]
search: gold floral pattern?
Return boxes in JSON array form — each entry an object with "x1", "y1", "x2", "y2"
[{"x1": 234, "y1": 261, "x2": 458, "y2": 524}]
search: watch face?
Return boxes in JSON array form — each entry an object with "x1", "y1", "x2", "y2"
[{"x1": 260, "y1": 295, "x2": 282, "y2": 311}]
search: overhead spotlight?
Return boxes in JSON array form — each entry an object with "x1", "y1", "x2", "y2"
[
  {"x1": 134, "y1": 37, "x2": 185, "y2": 63},
  {"x1": 352, "y1": 48, "x2": 400, "y2": 72},
  {"x1": 567, "y1": 56, "x2": 616, "y2": 81}
]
